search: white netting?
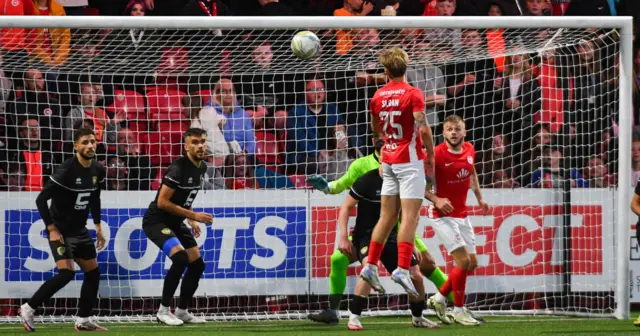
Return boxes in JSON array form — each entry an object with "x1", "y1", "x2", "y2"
[{"x1": 0, "y1": 17, "x2": 628, "y2": 322}]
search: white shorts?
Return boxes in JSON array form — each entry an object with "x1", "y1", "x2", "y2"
[
  {"x1": 381, "y1": 161, "x2": 426, "y2": 200},
  {"x1": 431, "y1": 217, "x2": 476, "y2": 254}
]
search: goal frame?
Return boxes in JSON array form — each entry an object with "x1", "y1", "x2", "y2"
[{"x1": 0, "y1": 15, "x2": 633, "y2": 320}]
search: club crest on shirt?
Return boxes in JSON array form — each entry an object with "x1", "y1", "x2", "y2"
[
  {"x1": 161, "y1": 228, "x2": 171, "y2": 235},
  {"x1": 467, "y1": 156, "x2": 473, "y2": 164},
  {"x1": 92, "y1": 176, "x2": 97, "y2": 185},
  {"x1": 57, "y1": 246, "x2": 65, "y2": 256},
  {"x1": 360, "y1": 246, "x2": 368, "y2": 255}
]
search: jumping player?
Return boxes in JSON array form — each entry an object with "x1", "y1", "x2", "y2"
[
  {"x1": 306, "y1": 139, "x2": 453, "y2": 324},
  {"x1": 425, "y1": 115, "x2": 489, "y2": 326},
  {"x1": 19, "y1": 127, "x2": 107, "y2": 332},
  {"x1": 337, "y1": 169, "x2": 439, "y2": 330},
  {"x1": 143, "y1": 128, "x2": 214, "y2": 326},
  {"x1": 359, "y1": 47, "x2": 436, "y2": 296}
]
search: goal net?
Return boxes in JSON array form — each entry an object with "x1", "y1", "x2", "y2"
[{"x1": 0, "y1": 16, "x2": 631, "y2": 322}]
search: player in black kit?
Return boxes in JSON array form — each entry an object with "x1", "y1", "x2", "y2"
[
  {"x1": 337, "y1": 169, "x2": 438, "y2": 330},
  {"x1": 142, "y1": 128, "x2": 213, "y2": 326},
  {"x1": 19, "y1": 127, "x2": 107, "y2": 332}
]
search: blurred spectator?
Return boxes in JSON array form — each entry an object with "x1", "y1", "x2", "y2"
[
  {"x1": 555, "y1": 0, "x2": 615, "y2": 16},
  {"x1": 0, "y1": 117, "x2": 56, "y2": 191},
  {"x1": 183, "y1": 95, "x2": 230, "y2": 166},
  {"x1": 57, "y1": 0, "x2": 87, "y2": 15},
  {"x1": 407, "y1": 42, "x2": 446, "y2": 129},
  {"x1": 495, "y1": 53, "x2": 540, "y2": 155},
  {"x1": 333, "y1": 28, "x2": 383, "y2": 154},
  {"x1": 322, "y1": 124, "x2": 362, "y2": 181},
  {"x1": 109, "y1": 127, "x2": 156, "y2": 191},
  {"x1": 532, "y1": 49, "x2": 568, "y2": 133},
  {"x1": 423, "y1": 0, "x2": 460, "y2": 48},
  {"x1": 485, "y1": 2, "x2": 505, "y2": 73},
  {"x1": 491, "y1": 169, "x2": 520, "y2": 188},
  {"x1": 522, "y1": 0, "x2": 548, "y2": 16},
  {"x1": 180, "y1": 0, "x2": 230, "y2": 16},
  {"x1": 476, "y1": 133, "x2": 514, "y2": 187},
  {"x1": 224, "y1": 153, "x2": 258, "y2": 189},
  {"x1": 286, "y1": 79, "x2": 344, "y2": 175},
  {"x1": 258, "y1": 0, "x2": 294, "y2": 15},
  {"x1": 517, "y1": 124, "x2": 552, "y2": 184},
  {"x1": 445, "y1": 29, "x2": 499, "y2": 147},
  {"x1": 10, "y1": 67, "x2": 62, "y2": 152},
  {"x1": 0, "y1": 51, "x2": 13, "y2": 116},
  {"x1": 233, "y1": 40, "x2": 296, "y2": 115},
  {"x1": 65, "y1": 82, "x2": 121, "y2": 145},
  {"x1": 211, "y1": 78, "x2": 256, "y2": 155},
  {"x1": 0, "y1": 163, "x2": 26, "y2": 191},
  {"x1": 530, "y1": 149, "x2": 587, "y2": 188},
  {"x1": 25, "y1": 0, "x2": 70, "y2": 68},
  {"x1": 0, "y1": 0, "x2": 27, "y2": 57},
  {"x1": 633, "y1": 138, "x2": 640, "y2": 186},
  {"x1": 104, "y1": 156, "x2": 127, "y2": 190},
  {"x1": 422, "y1": 0, "x2": 436, "y2": 15},
  {"x1": 333, "y1": 0, "x2": 374, "y2": 55},
  {"x1": 254, "y1": 164, "x2": 295, "y2": 189},
  {"x1": 583, "y1": 155, "x2": 614, "y2": 188},
  {"x1": 125, "y1": 0, "x2": 147, "y2": 15}
]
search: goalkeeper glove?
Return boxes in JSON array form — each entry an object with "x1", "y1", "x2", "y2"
[{"x1": 306, "y1": 175, "x2": 331, "y2": 194}]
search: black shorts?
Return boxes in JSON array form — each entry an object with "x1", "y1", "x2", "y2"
[
  {"x1": 142, "y1": 218, "x2": 198, "y2": 255},
  {"x1": 353, "y1": 235, "x2": 418, "y2": 273},
  {"x1": 49, "y1": 228, "x2": 97, "y2": 262}
]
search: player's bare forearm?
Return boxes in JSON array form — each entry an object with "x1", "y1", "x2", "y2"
[
  {"x1": 424, "y1": 189, "x2": 439, "y2": 204},
  {"x1": 471, "y1": 168, "x2": 483, "y2": 202},
  {"x1": 370, "y1": 114, "x2": 382, "y2": 143},
  {"x1": 338, "y1": 201, "x2": 354, "y2": 240},
  {"x1": 157, "y1": 185, "x2": 197, "y2": 220},
  {"x1": 631, "y1": 194, "x2": 640, "y2": 217},
  {"x1": 414, "y1": 112, "x2": 434, "y2": 157}
]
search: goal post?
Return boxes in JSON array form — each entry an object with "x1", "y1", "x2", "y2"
[{"x1": 0, "y1": 15, "x2": 632, "y2": 322}]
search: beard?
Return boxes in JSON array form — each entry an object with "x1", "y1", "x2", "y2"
[
  {"x1": 444, "y1": 137, "x2": 462, "y2": 149},
  {"x1": 79, "y1": 151, "x2": 95, "y2": 160}
]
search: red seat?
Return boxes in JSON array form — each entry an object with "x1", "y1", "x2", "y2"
[
  {"x1": 289, "y1": 175, "x2": 311, "y2": 189},
  {"x1": 144, "y1": 122, "x2": 188, "y2": 165},
  {"x1": 255, "y1": 131, "x2": 282, "y2": 166},
  {"x1": 146, "y1": 88, "x2": 186, "y2": 121},
  {"x1": 156, "y1": 48, "x2": 189, "y2": 75},
  {"x1": 106, "y1": 89, "x2": 146, "y2": 120}
]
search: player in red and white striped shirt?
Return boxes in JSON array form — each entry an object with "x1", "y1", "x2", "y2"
[
  {"x1": 424, "y1": 115, "x2": 489, "y2": 326},
  {"x1": 359, "y1": 47, "x2": 436, "y2": 297}
]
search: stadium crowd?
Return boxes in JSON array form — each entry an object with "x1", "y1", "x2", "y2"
[{"x1": 0, "y1": 0, "x2": 637, "y2": 191}]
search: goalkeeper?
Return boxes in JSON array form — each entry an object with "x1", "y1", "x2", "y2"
[{"x1": 306, "y1": 139, "x2": 453, "y2": 324}]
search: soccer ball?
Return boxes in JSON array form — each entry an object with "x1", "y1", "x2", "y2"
[{"x1": 291, "y1": 31, "x2": 321, "y2": 60}]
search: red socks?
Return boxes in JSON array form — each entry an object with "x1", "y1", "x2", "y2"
[
  {"x1": 397, "y1": 242, "x2": 414, "y2": 270},
  {"x1": 367, "y1": 241, "x2": 384, "y2": 266},
  {"x1": 439, "y1": 267, "x2": 468, "y2": 307}
]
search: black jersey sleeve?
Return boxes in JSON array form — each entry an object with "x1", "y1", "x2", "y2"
[
  {"x1": 162, "y1": 162, "x2": 182, "y2": 190},
  {"x1": 635, "y1": 177, "x2": 640, "y2": 196},
  {"x1": 90, "y1": 163, "x2": 106, "y2": 224},
  {"x1": 35, "y1": 180, "x2": 59, "y2": 227}
]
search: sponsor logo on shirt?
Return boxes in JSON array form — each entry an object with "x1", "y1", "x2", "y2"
[
  {"x1": 75, "y1": 178, "x2": 82, "y2": 185},
  {"x1": 188, "y1": 177, "x2": 193, "y2": 184},
  {"x1": 92, "y1": 176, "x2": 97, "y2": 185},
  {"x1": 456, "y1": 169, "x2": 470, "y2": 179}
]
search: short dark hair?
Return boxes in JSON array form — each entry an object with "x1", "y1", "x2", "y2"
[
  {"x1": 443, "y1": 114, "x2": 464, "y2": 125},
  {"x1": 74, "y1": 127, "x2": 95, "y2": 142},
  {"x1": 183, "y1": 128, "x2": 207, "y2": 143}
]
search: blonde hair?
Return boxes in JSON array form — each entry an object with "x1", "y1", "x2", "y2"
[
  {"x1": 379, "y1": 47, "x2": 409, "y2": 78},
  {"x1": 504, "y1": 54, "x2": 532, "y2": 82}
]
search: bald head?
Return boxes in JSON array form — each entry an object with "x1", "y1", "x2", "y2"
[
  {"x1": 215, "y1": 78, "x2": 236, "y2": 111},
  {"x1": 25, "y1": 68, "x2": 44, "y2": 92}
]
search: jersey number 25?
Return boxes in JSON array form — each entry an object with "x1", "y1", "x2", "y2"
[{"x1": 379, "y1": 111, "x2": 403, "y2": 140}]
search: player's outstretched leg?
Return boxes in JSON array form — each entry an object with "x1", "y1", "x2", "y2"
[
  {"x1": 157, "y1": 249, "x2": 189, "y2": 326},
  {"x1": 74, "y1": 263, "x2": 108, "y2": 332},
  {"x1": 20, "y1": 268, "x2": 75, "y2": 332},
  {"x1": 175, "y1": 251, "x2": 207, "y2": 324},
  {"x1": 360, "y1": 195, "x2": 400, "y2": 294},
  {"x1": 308, "y1": 250, "x2": 351, "y2": 325}
]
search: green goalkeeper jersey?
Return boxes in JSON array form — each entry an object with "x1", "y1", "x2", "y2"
[{"x1": 328, "y1": 152, "x2": 428, "y2": 253}]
